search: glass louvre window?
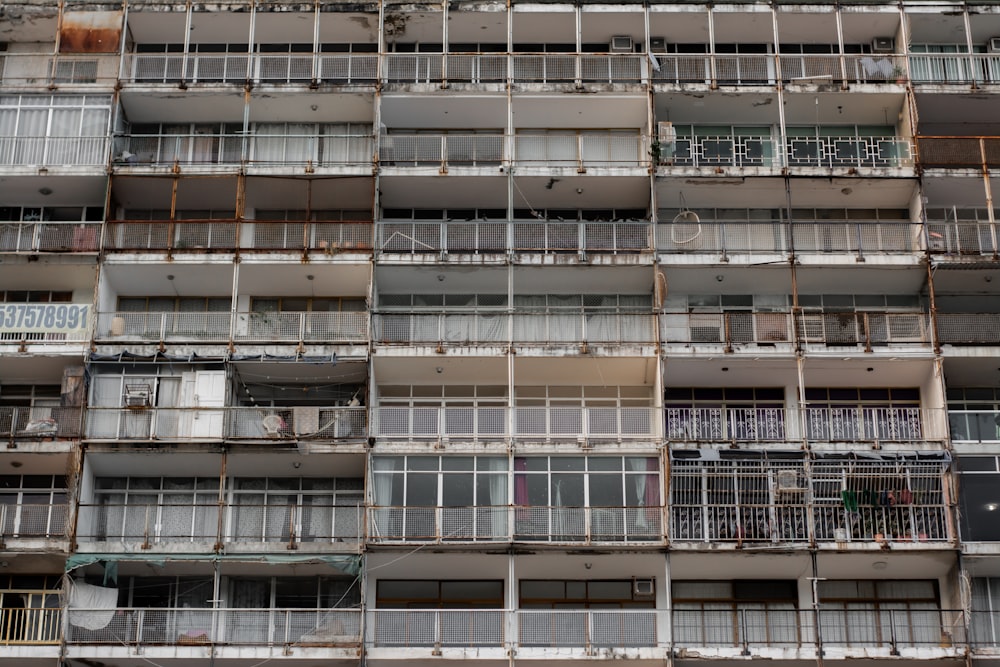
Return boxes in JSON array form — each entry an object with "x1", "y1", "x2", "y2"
[
  {"x1": 229, "y1": 477, "x2": 362, "y2": 543},
  {"x1": 818, "y1": 580, "x2": 941, "y2": 648},
  {"x1": 663, "y1": 387, "x2": 785, "y2": 441},
  {"x1": 513, "y1": 456, "x2": 660, "y2": 541},
  {"x1": 0, "y1": 475, "x2": 66, "y2": 537},
  {"x1": 92, "y1": 477, "x2": 219, "y2": 542},
  {"x1": 0, "y1": 574, "x2": 62, "y2": 644},
  {"x1": 370, "y1": 455, "x2": 508, "y2": 540},
  {"x1": 673, "y1": 580, "x2": 799, "y2": 647},
  {"x1": 803, "y1": 387, "x2": 921, "y2": 442}
]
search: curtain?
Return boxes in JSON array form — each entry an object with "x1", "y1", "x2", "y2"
[
  {"x1": 371, "y1": 458, "x2": 400, "y2": 537},
  {"x1": 15, "y1": 109, "x2": 48, "y2": 164}
]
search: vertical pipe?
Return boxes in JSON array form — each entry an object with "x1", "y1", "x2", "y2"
[
  {"x1": 707, "y1": 6, "x2": 716, "y2": 88},
  {"x1": 835, "y1": 4, "x2": 847, "y2": 89},
  {"x1": 181, "y1": 1, "x2": 193, "y2": 84},
  {"x1": 312, "y1": 0, "x2": 321, "y2": 84}
]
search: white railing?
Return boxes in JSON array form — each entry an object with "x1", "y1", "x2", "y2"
[
  {"x1": 377, "y1": 220, "x2": 651, "y2": 254},
  {"x1": 785, "y1": 136, "x2": 912, "y2": 168},
  {"x1": 370, "y1": 609, "x2": 505, "y2": 647},
  {"x1": 0, "y1": 406, "x2": 82, "y2": 439},
  {"x1": 514, "y1": 406, "x2": 657, "y2": 438},
  {"x1": 77, "y1": 501, "x2": 362, "y2": 544},
  {"x1": 66, "y1": 607, "x2": 362, "y2": 646},
  {"x1": 510, "y1": 54, "x2": 645, "y2": 83},
  {"x1": 798, "y1": 311, "x2": 931, "y2": 345},
  {"x1": 513, "y1": 133, "x2": 645, "y2": 168},
  {"x1": 373, "y1": 312, "x2": 655, "y2": 344},
  {"x1": 927, "y1": 221, "x2": 999, "y2": 255},
  {"x1": 517, "y1": 609, "x2": 661, "y2": 648},
  {"x1": 373, "y1": 406, "x2": 508, "y2": 439},
  {"x1": 657, "y1": 221, "x2": 917, "y2": 254},
  {"x1": 96, "y1": 312, "x2": 231, "y2": 342},
  {"x1": 84, "y1": 405, "x2": 367, "y2": 441},
  {"x1": 936, "y1": 313, "x2": 1000, "y2": 344},
  {"x1": 665, "y1": 135, "x2": 779, "y2": 168},
  {"x1": 95, "y1": 311, "x2": 368, "y2": 343},
  {"x1": 790, "y1": 221, "x2": 918, "y2": 253},
  {"x1": 380, "y1": 134, "x2": 504, "y2": 166},
  {"x1": 948, "y1": 409, "x2": 1000, "y2": 443},
  {"x1": 103, "y1": 220, "x2": 372, "y2": 252},
  {"x1": 0, "y1": 222, "x2": 100, "y2": 253},
  {"x1": 514, "y1": 506, "x2": 662, "y2": 543},
  {"x1": 909, "y1": 53, "x2": 1000, "y2": 84},
  {"x1": 665, "y1": 407, "x2": 786, "y2": 442},
  {"x1": 0, "y1": 136, "x2": 108, "y2": 166},
  {"x1": 117, "y1": 133, "x2": 373, "y2": 167},
  {"x1": 804, "y1": 406, "x2": 924, "y2": 442},
  {"x1": 660, "y1": 312, "x2": 795, "y2": 345},
  {"x1": 369, "y1": 506, "x2": 510, "y2": 542},
  {"x1": 125, "y1": 52, "x2": 380, "y2": 84},
  {"x1": 0, "y1": 303, "x2": 91, "y2": 342}
]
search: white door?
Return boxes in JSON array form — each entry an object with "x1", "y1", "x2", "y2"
[{"x1": 190, "y1": 371, "x2": 226, "y2": 438}]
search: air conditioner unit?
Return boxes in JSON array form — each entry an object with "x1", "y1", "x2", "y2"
[
  {"x1": 649, "y1": 37, "x2": 667, "y2": 53},
  {"x1": 124, "y1": 384, "x2": 151, "y2": 408},
  {"x1": 610, "y1": 36, "x2": 634, "y2": 53},
  {"x1": 657, "y1": 121, "x2": 676, "y2": 146},
  {"x1": 633, "y1": 578, "x2": 655, "y2": 598},
  {"x1": 871, "y1": 37, "x2": 895, "y2": 53},
  {"x1": 989, "y1": 37, "x2": 1000, "y2": 53},
  {"x1": 776, "y1": 469, "x2": 802, "y2": 491}
]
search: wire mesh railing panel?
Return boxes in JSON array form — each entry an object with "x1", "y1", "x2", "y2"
[
  {"x1": 378, "y1": 222, "x2": 443, "y2": 252},
  {"x1": 103, "y1": 222, "x2": 171, "y2": 250},
  {"x1": 579, "y1": 55, "x2": 644, "y2": 83},
  {"x1": 382, "y1": 54, "x2": 444, "y2": 83},
  {"x1": 443, "y1": 222, "x2": 507, "y2": 252},
  {"x1": 511, "y1": 55, "x2": 577, "y2": 82},
  {"x1": 2, "y1": 503, "x2": 67, "y2": 537},
  {"x1": 318, "y1": 54, "x2": 378, "y2": 83},
  {"x1": 519, "y1": 610, "x2": 588, "y2": 647},
  {"x1": 714, "y1": 55, "x2": 773, "y2": 84},
  {"x1": 937, "y1": 313, "x2": 1000, "y2": 344},
  {"x1": 780, "y1": 54, "x2": 843, "y2": 83},
  {"x1": 446, "y1": 54, "x2": 508, "y2": 82},
  {"x1": 927, "y1": 221, "x2": 998, "y2": 255}
]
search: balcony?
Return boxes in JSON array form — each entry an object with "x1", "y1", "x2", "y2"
[
  {"x1": 0, "y1": 406, "x2": 82, "y2": 440},
  {"x1": 936, "y1": 314, "x2": 1000, "y2": 345},
  {"x1": 661, "y1": 312, "x2": 795, "y2": 346},
  {"x1": 65, "y1": 607, "x2": 361, "y2": 647},
  {"x1": 666, "y1": 407, "x2": 787, "y2": 443},
  {"x1": 381, "y1": 53, "x2": 645, "y2": 85},
  {"x1": 373, "y1": 312, "x2": 656, "y2": 345},
  {"x1": 0, "y1": 222, "x2": 100, "y2": 253},
  {"x1": 657, "y1": 221, "x2": 917, "y2": 256},
  {"x1": 915, "y1": 136, "x2": 1000, "y2": 168},
  {"x1": 948, "y1": 410, "x2": 1000, "y2": 443},
  {"x1": 368, "y1": 505, "x2": 662, "y2": 544},
  {"x1": 0, "y1": 303, "x2": 92, "y2": 346},
  {"x1": 377, "y1": 219, "x2": 652, "y2": 255},
  {"x1": 123, "y1": 52, "x2": 379, "y2": 85},
  {"x1": 94, "y1": 311, "x2": 368, "y2": 345},
  {"x1": 0, "y1": 136, "x2": 108, "y2": 167},
  {"x1": 115, "y1": 132, "x2": 373, "y2": 169},
  {"x1": 76, "y1": 501, "x2": 361, "y2": 547},
  {"x1": 674, "y1": 608, "x2": 964, "y2": 655},
  {"x1": 927, "y1": 220, "x2": 999, "y2": 256},
  {"x1": 651, "y1": 53, "x2": 905, "y2": 86},
  {"x1": 104, "y1": 219, "x2": 372, "y2": 253},
  {"x1": 670, "y1": 457, "x2": 951, "y2": 545},
  {"x1": 83, "y1": 405, "x2": 367, "y2": 441},
  {"x1": 0, "y1": 53, "x2": 119, "y2": 88},
  {"x1": 372, "y1": 406, "x2": 657, "y2": 441},
  {"x1": 0, "y1": 501, "x2": 67, "y2": 539}
]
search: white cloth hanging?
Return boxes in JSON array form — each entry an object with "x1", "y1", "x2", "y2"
[{"x1": 68, "y1": 579, "x2": 118, "y2": 630}]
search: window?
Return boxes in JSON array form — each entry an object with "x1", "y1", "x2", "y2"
[
  {"x1": 514, "y1": 456, "x2": 660, "y2": 541},
  {"x1": 818, "y1": 580, "x2": 942, "y2": 648},
  {"x1": 229, "y1": 477, "x2": 362, "y2": 543},
  {"x1": 371, "y1": 455, "x2": 508, "y2": 540},
  {"x1": 0, "y1": 574, "x2": 61, "y2": 644},
  {"x1": 0, "y1": 94, "x2": 111, "y2": 166},
  {"x1": 0, "y1": 475, "x2": 66, "y2": 537},
  {"x1": 664, "y1": 387, "x2": 785, "y2": 441},
  {"x1": 673, "y1": 580, "x2": 799, "y2": 647},
  {"x1": 92, "y1": 477, "x2": 219, "y2": 542},
  {"x1": 376, "y1": 579, "x2": 503, "y2": 608},
  {"x1": 957, "y1": 457, "x2": 1000, "y2": 542},
  {"x1": 947, "y1": 388, "x2": 1000, "y2": 443}
]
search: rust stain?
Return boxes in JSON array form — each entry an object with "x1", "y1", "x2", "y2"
[{"x1": 59, "y1": 11, "x2": 122, "y2": 53}]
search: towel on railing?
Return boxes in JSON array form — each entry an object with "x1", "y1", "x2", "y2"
[{"x1": 68, "y1": 580, "x2": 118, "y2": 630}]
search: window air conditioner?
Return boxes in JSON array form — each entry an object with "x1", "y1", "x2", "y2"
[
  {"x1": 611, "y1": 36, "x2": 634, "y2": 53},
  {"x1": 633, "y1": 578, "x2": 655, "y2": 597},
  {"x1": 124, "y1": 384, "x2": 151, "y2": 408},
  {"x1": 989, "y1": 37, "x2": 1000, "y2": 53},
  {"x1": 871, "y1": 37, "x2": 895, "y2": 53},
  {"x1": 649, "y1": 37, "x2": 667, "y2": 53},
  {"x1": 657, "y1": 121, "x2": 676, "y2": 146}
]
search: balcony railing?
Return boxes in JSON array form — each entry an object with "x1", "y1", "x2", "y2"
[
  {"x1": 0, "y1": 607, "x2": 61, "y2": 645},
  {"x1": 660, "y1": 134, "x2": 910, "y2": 169},
  {"x1": 949, "y1": 410, "x2": 1000, "y2": 443},
  {"x1": 804, "y1": 406, "x2": 925, "y2": 442},
  {"x1": 510, "y1": 54, "x2": 644, "y2": 84},
  {"x1": 0, "y1": 406, "x2": 82, "y2": 439},
  {"x1": 0, "y1": 303, "x2": 92, "y2": 344},
  {"x1": 84, "y1": 406, "x2": 367, "y2": 441},
  {"x1": 0, "y1": 53, "x2": 119, "y2": 87},
  {"x1": 104, "y1": 220, "x2": 372, "y2": 252},
  {"x1": 657, "y1": 221, "x2": 918, "y2": 255},
  {"x1": 798, "y1": 312, "x2": 930, "y2": 346},
  {"x1": 674, "y1": 608, "x2": 964, "y2": 651},
  {"x1": 909, "y1": 53, "x2": 1000, "y2": 85},
  {"x1": 116, "y1": 133, "x2": 373, "y2": 167},
  {"x1": 373, "y1": 312, "x2": 656, "y2": 345},
  {"x1": 916, "y1": 136, "x2": 1000, "y2": 168},
  {"x1": 370, "y1": 609, "x2": 506, "y2": 647},
  {"x1": 0, "y1": 136, "x2": 108, "y2": 166},
  {"x1": 77, "y1": 502, "x2": 361, "y2": 544},
  {"x1": 936, "y1": 313, "x2": 1000, "y2": 345},
  {"x1": 0, "y1": 502, "x2": 67, "y2": 539},
  {"x1": 94, "y1": 311, "x2": 368, "y2": 344},
  {"x1": 377, "y1": 220, "x2": 652, "y2": 254},
  {"x1": 372, "y1": 406, "x2": 657, "y2": 440},
  {"x1": 124, "y1": 52, "x2": 379, "y2": 85},
  {"x1": 368, "y1": 505, "x2": 662, "y2": 543},
  {"x1": 66, "y1": 607, "x2": 361, "y2": 646},
  {"x1": 0, "y1": 222, "x2": 100, "y2": 253},
  {"x1": 662, "y1": 312, "x2": 794, "y2": 345},
  {"x1": 927, "y1": 221, "x2": 999, "y2": 256},
  {"x1": 665, "y1": 407, "x2": 786, "y2": 442}
]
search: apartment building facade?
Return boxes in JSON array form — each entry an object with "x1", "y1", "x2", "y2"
[{"x1": 0, "y1": 0, "x2": 997, "y2": 665}]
